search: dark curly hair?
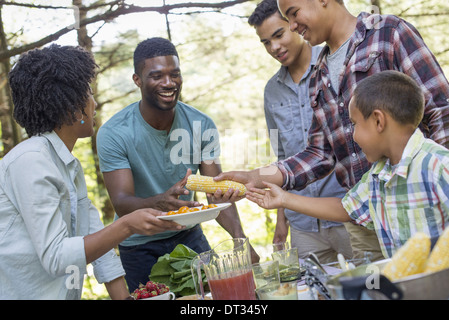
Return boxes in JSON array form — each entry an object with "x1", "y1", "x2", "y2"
[
  {"x1": 8, "y1": 44, "x2": 97, "y2": 137},
  {"x1": 133, "y1": 37, "x2": 179, "y2": 75}
]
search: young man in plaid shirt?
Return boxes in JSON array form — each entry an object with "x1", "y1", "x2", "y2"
[{"x1": 218, "y1": 0, "x2": 449, "y2": 262}]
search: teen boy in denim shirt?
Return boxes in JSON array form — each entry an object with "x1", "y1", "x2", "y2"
[{"x1": 248, "y1": 0, "x2": 352, "y2": 263}]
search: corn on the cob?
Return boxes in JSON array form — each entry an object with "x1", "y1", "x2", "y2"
[
  {"x1": 424, "y1": 227, "x2": 449, "y2": 273},
  {"x1": 186, "y1": 175, "x2": 246, "y2": 196},
  {"x1": 382, "y1": 232, "x2": 430, "y2": 281}
]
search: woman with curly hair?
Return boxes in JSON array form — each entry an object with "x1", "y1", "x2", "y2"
[{"x1": 0, "y1": 44, "x2": 183, "y2": 300}]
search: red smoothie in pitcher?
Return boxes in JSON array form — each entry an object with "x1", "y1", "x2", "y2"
[{"x1": 208, "y1": 270, "x2": 256, "y2": 300}]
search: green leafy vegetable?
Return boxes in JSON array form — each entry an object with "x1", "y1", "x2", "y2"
[{"x1": 149, "y1": 244, "x2": 208, "y2": 297}]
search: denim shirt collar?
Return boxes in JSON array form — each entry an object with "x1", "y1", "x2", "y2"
[{"x1": 277, "y1": 45, "x2": 323, "y2": 85}]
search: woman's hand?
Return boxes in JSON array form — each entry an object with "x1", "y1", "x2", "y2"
[
  {"x1": 125, "y1": 208, "x2": 184, "y2": 236},
  {"x1": 84, "y1": 208, "x2": 184, "y2": 264}
]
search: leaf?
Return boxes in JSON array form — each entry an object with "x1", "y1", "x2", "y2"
[
  {"x1": 172, "y1": 269, "x2": 192, "y2": 279},
  {"x1": 149, "y1": 244, "x2": 207, "y2": 297},
  {"x1": 169, "y1": 244, "x2": 199, "y2": 259},
  {"x1": 171, "y1": 260, "x2": 192, "y2": 272},
  {"x1": 149, "y1": 254, "x2": 173, "y2": 277}
]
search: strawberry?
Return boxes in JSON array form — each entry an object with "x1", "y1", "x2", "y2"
[
  {"x1": 132, "y1": 288, "x2": 143, "y2": 300},
  {"x1": 146, "y1": 281, "x2": 157, "y2": 292},
  {"x1": 140, "y1": 291, "x2": 150, "y2": 299},
  {"x1": 155, "y1": 283, "x2": 167, "y2": 294},
  {"x1": 149, "y1": 290, "x2": 158, "y2": 297},
  {"x1": 132, "y1": 280, "x2": 170, "y2": 298},
  {"x1": 131, "y1": 291, "x2": 140, "y2": 300}
]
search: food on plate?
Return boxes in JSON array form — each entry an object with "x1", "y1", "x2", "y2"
[
  {"x1": 382, "y1": 232, "x2": 430, "y2": 281},
  {"x1": 131, "y1": 280, "x2": 170, "y2": 300},
  {"x1": 186, "y1": 174, "x2": 246, "y2": 196},
  {"x1": 167, "y1": 204, "x2": 217, "y2": 216},
  {"x1": 424, "y1": 227, "x2": 449, "y2": 273}
]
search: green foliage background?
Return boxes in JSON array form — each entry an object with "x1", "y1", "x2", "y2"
[{"x1": 1, "y1": 0, "x2": 448, "y2": 299}]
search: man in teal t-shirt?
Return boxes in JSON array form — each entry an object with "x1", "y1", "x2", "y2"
[{"x1": 97, "y1": 37, "x2": 258, "y2": 292}]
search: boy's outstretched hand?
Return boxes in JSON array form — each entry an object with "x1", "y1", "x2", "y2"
[{"x1": 246, "y1": 181, "x2": 285, "y2": 210}]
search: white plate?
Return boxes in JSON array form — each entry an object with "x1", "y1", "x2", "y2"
[
  {"x1": 158, "y1": 203, "x2": 231, "y2": 226},
  {"x1": 140, "y1": 291, "x2": 176, "y2": 300}
]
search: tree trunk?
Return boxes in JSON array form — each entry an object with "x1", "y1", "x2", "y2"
[
  {"x1": 0, "y1": 5, "x2": 21, "y2": 157},
  {"x1": 73, "y1": 0, "x2": 115, "y2": 222}
]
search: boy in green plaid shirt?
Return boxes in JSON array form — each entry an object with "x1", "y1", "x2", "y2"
[{"x1": 246, "y1": 70, "x2": 449, "y2": 258}]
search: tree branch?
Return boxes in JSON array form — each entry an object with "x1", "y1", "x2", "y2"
[
  {"x1": 0, "y1": 0, "x2": 252, "y2": 62},
  {"x1": 96, "y1": 88, "x2": 137, "y2": 109},
  {"x1": 0, "y1": 0, "x2": 123, "y2": 11},
  {"x1": 400, "y1": 11, "x2": 449, "y2": 18}
]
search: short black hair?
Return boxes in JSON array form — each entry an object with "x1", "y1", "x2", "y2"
[
  {"x1": 353, "y1": 70, "x2": 424, "y2": 127},
  {"x1": 133, "y1": 37, "x2": 179, "y2": 75},
  {"x1": 248, "y1": 0, "x2": 284, "y2": 27},
  {"x1": 8, "y1": 44, "x2": 97, "y2": 137}
]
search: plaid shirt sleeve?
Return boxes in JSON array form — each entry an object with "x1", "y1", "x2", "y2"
[
  {"x1": 392, "y1": 18, "x2": 449, "y2": 148},
  {"x1": 275, "y1": 109, "x2": 338, "y2": 191},
  {"x1": 341, "y1": 171, "x2": 372, "y2": 227}
]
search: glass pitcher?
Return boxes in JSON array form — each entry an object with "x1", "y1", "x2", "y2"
[{"x1": 191, "y1": 238, "x2": 256, "y2": 300}]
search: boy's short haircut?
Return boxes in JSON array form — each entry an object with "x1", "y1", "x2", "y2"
[
  {"x1": 133, "y1": 37, "x2": 179, "y2": 75},
  {"x1": 248, "y1": 0, "x2": 285, "y2": 27},
  {"x1": 353, "y1": 70, "x2": 424, "y2": 127}
]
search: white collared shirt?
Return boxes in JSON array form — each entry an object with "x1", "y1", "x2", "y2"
[{"x1": 0, "y1": 131, "x2": 124, "y2": 299}]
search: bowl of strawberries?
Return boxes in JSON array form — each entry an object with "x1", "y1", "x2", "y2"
[{"x1": 131, "y1": 280, "x2": 175, "y2": 300}]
